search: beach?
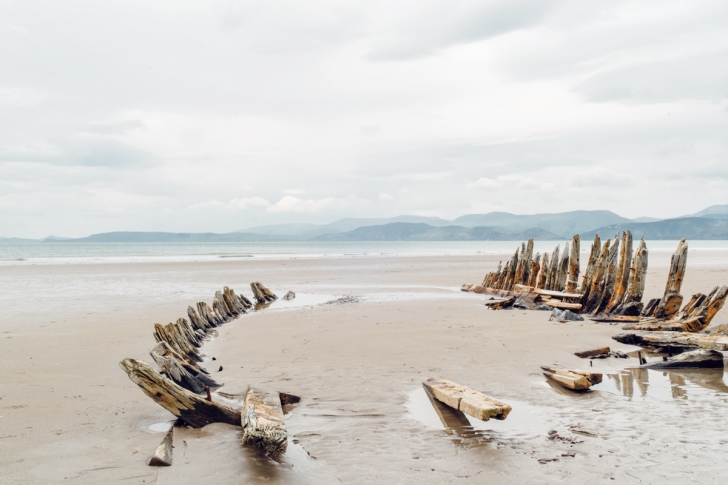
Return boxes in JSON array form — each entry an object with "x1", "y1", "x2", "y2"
[{"x1": 1, "y1": 246, "x2": 727, "y2": 484}]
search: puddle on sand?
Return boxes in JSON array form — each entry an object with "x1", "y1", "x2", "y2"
[
  {"x1": 405, "y1": 387, "x2": 550, "y2": 446},
  {"x1": 147, "y1": 421, "x2": 173, "y2": 433},
  {"x1": 252, "y1": 292, "x2": 339, "y2": 312},
  {"x1": 592, "y1": 366, "x2": 728, "y2": 401}
]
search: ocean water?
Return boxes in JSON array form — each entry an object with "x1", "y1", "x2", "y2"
[{"x1": 1, "y1": 240, "x2": 727, "y2": 265}]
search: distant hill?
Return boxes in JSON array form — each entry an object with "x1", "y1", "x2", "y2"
[
  {"x1": 452, "y1": 210, "x2": 630, "y2": 237},
  {"x1": 236, "y1": 223, "x2": 321, "y2": 236},
  {"x1": 581, "y1": 217, "x2": 728, "y2": 240},
  {"x1": 0, "y1": 237, "x2": 40, "y2": 244},
  {"x1": 302, "y1": 216, "x2": 453, "y2": 237},
  {"x1": 311, "y1": 223, "x2": 562, "y2": 241},
  {"x1": 691, "y1": 204, "x2": 728, "y2": 217},
  {"x1": 47, "y1": 231, "x2": 299, "y2": 243}
]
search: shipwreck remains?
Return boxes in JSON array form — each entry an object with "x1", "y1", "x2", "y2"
[
  {"x1": 119, "y1": 282, "x2": 295, "y2": 462},
  {"x1": 463, "y1": 235, "x2": 728, "y2": 350},
  {"x1": 242, "y1": 388, "x2": 288, "y2": 453},
  {"x1": 541, "y1": 366, "x2": 603, "y2": 391},
  {"x1": 423, "y1": 378, "x2": 511, "y2": 422}
]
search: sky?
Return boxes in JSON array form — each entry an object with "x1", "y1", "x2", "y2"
[{"x1": 1, "y1": 0, "x2": 727, "y2": 238}]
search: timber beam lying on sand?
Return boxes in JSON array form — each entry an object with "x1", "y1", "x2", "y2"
[
  {"x1": 541, "y1": 366, "x2": 602, "y2": 391},
  {"x1": 612, "y1": 331, "x2": 728, "y2": 351},
  {"x1": 120, "y1": 358, "x2": 241, "y2": 428},
  {"x1": 242, "y1": 388, "x2": 288, "y2": 453},
  {"x1": 422, "y1": 378, "x2": 511, "y2": 421}
]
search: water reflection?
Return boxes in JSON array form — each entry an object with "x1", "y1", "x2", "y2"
[{"x1": 593, "y1": 366, "x2": 728, "y2": 401}]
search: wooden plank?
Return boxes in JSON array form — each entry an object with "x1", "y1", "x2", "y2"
[
  {"x1": 541, "y1": 366, "x2": 602, "y2": 390},
  {"x1": 241, "y1": 387, "x2": 287, "y2": 453},
  {"x1": 612, "y1": 331, "x2": 728, "y2": 351},
  {"x1": 485, "y1": 295, "x2": 517, "y2": 310},
  {"x1": 423, "y1": 378, "x2": 511, "y2": 421},
  {"x1": 542, "y1": 300, "x2": 582, "y2": 310},
  {"x1": 574, "y1": 347, "x2": 610, "y2": 358},
  {"x1": 119, "y1": 358, "x2": 240, "y2": 428},
  {"x1": 514, "y1": 285, "x2": 583, "y2": 299},
  {"x1": 590, "y1": 315, "x2": 641, "y2": 323},
  {"x1": 148, "y1": 427, "x2": 173, "y2": 466}
]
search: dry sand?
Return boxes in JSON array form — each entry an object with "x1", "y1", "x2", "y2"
[{"x1": 1, "y1": 250, "x2": 727, "y2": 484}]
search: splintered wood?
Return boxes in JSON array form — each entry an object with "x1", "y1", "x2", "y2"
[
  {"x1": 541, "y1": 367, "x2": 602, "y2": 391},
  {"x1": 119, "y1": 358, "x2": 240, "y2": 428},
  {"x1": 423, "y1": 378, "x2": 511, "y2": 421},
  {"x1": 148, "y1": 427, "x2": 174, "y2": 466},
  {"x1": 242, "y1": 388, "x2": 288, "y2": 453}
]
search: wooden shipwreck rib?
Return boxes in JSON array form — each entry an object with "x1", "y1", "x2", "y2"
[
  {"x1": 119, "y1": 283, "x2": 294, "y2": 460},
  {"x1": 465, "y1": 235, "x2": 728, "y2": 336}
]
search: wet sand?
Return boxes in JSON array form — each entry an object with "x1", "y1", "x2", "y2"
[{"x1": 1, "y1": 251, "x2": 727, "y2": 484}]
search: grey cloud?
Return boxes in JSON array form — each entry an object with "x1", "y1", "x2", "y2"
[
  {"x1": 83, "y1": 120, "x2": 146, "y2": 135},
  {"x1": 575, "y1": 51, "x2": 728, "y2": 103},
  {"x1": 367, "y1": 0, "x2": 553, "y2": 61}
]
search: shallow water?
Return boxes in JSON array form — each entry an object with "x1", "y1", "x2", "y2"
[{"x1": 2, "y1": 240, "x2": 726, "y2": 265}]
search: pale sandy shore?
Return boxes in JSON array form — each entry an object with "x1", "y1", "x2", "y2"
[{"x1": 1, "y1": 251, "x2": 727, "y2": 484}]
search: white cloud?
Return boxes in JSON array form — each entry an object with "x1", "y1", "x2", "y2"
[
  {"x1": 379, "y1": 193, "x2": 395, "y2": 201},
  {"x1": 229, "y1": 197, "x2": 270, "y2": 209}
]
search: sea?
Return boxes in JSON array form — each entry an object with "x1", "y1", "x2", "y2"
[{"x1": 1, "y1": 240, "x2": 727, "y2": 265}]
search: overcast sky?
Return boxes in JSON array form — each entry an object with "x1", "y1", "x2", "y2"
[{"x1": 1, "y1": 0, "x2": 726, "y2": 237}]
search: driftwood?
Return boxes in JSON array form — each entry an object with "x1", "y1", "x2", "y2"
[
  {"x1": 612, "y1": 331, "x2": 728, "y2": 351},
  {"x1": 119, "y1": 358, "x2": 240, "y2": 428},
  {"x1": 541, "y1": 366, "x2": 602, "y2": 390},
  {"x1": 423, "y1": 378, "x2": 511, "y2": 421},
  {"x1": 197, "y1": 301, "x2": 221, "y2": 327},
  {"x1": 251, "y1": 282, "x2": 277, "y2": 303},
  {"x1": 148, "y1": 427, "x2": 173, "y2": 466},
  {"x1": 281, "y1": 291, "x2": 296, "y2": 300},
  {"x1": 565, "y1": 235, "x2": 580, "y2": 293},
  {"x1": 654, "y1": 293, "x2": 683, "y2": 319},
  {"x1": 574, "y1": 347, "x2": 610, "y2": 358},
  {"x1": 590, "y1": 315, "x2": 641, "y2": 323},
  {"x1": 241, "y1": 387, "x2": 288, "y2": 453},
  {"x1": 485, "y1": 296, "x2": 517, "y2": 310},
  {"x1": 640, "y1": 349, "x2": 724, "y2": 369}
]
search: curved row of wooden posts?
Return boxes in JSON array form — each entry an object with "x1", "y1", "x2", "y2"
[
  {"x1": 119, "y1": 282, "x2": 290, "y2": 465},
  {"x1": 464, "y1": 233, "x2": 728, "y2": 350}
]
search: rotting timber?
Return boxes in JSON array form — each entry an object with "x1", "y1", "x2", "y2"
[
  {"x1": 462, "y1": 235, "x2": 728, "y2": 351},
  {"x1": 117, "y1": 283, "x2": 300, "y2": 462}
]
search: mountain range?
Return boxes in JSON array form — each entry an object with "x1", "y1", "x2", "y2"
[{"x1": 2, "y1": 205, "x2": 726, "y2": 243}]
